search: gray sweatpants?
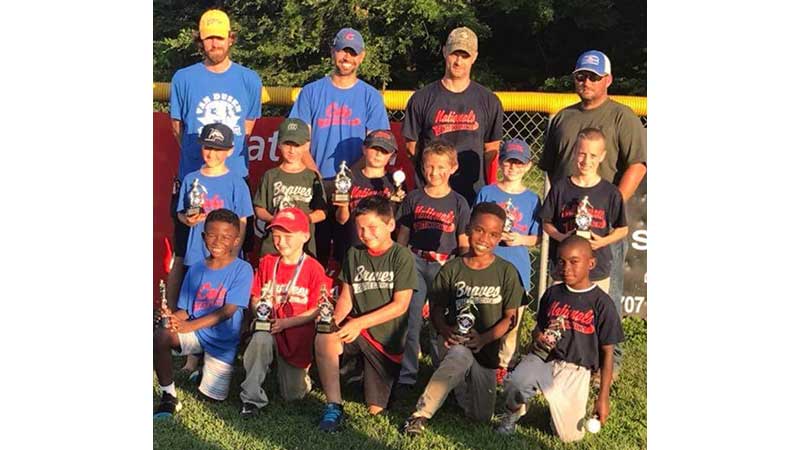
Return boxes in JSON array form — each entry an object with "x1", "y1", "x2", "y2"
[{"x1": 239, "y1": 331, "x2": 311, "y2": 407}]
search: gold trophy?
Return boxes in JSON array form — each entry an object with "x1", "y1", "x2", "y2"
[
  {"x1": 503, "y1": 198, "x2": 515, "y2": 233},
  {"x1": 532, "y1": 316, "x2": 567, "y2": 360},
  {"x1": 254, "y1": 283, "x2": 274, "y2": 332},
  {"x1": 575, "y1": 196, "x2": 593, "y2": 239},
  {"x1": 316, "y1": 285, "x2": 336, "y2": 334},
  {"x1": 185, "y1": 178, "x2": 207, "y2": 217},
  {"x1": 333, "y1": 161, "x2": 352, "y2": 204},
  {"x1": 389, "y1": 170, "x2": 407, "y2": 203},
  {"x1": 158, "y1": 279, "x2": 170, "y2": 328}
]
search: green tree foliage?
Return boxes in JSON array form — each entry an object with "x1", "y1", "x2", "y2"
[{"x1": 153, "y1": 0, "x2": 645, "y2": 95}]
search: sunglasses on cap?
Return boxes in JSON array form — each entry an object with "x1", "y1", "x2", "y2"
[{"x1": 574, "y1": 71, "x2": 606, "y2": 82}]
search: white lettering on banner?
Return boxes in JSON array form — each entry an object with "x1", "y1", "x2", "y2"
[
  {"x1": 249, "y1": 136, "x2": 265, "y2": 161},
  {"x1": 631, "y1": 229, "x2": 647, "y2": 251},
  {"x1": 267, "y1": 130, "x2": 279, "y2": 162},
  {"x1": 248, "y1": 131, "x2": 280, "y2": 162},
  {"x1": 621, "y1": 296, "x2": 646, "y2": 314}
]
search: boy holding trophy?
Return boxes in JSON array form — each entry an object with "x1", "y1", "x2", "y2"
[
  {"x1": 315, "y1": 196, "x2": 417, "y2": 432},
  {"x1": 495, "y1": 235, "x2": 624, "y2": 442},
  {"x1": 154, "y1": 209, "x2": 254, "y2": 418},
  {"x1": 239, "y1": 207, "x2": 331, "y2": 417},
  {"x1": 539, "y1": 128, "x2": 628, "y2": 294},
  {"x1": 402, "y1": 203, "x2": 523, "y2": 436},
  {"x1": 332, "y1": 129, "x2": 409, "y2": 264}
]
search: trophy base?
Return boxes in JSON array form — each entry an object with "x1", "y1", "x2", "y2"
[
  {"x1": 333, "y1": 193, "x2": 350, "y2": 204},
  {"x1": 254, "y1": 321, "x2": 272, "y2": 332},
  {"x1": 532, "y1": 345, "x2": 551, "y2": 361},
  {"x1": 316, "y1": 322, "x2": 335, "y2": 334},
  {"x1": 576, "y1": 230, "x2": 591, "y2": 239},
  {"x1": 390, "y1": 192, "x2": 406, "y2": 203},
  {"x1": 185, "y1": 207, "x2": 202, "y2": 217}
]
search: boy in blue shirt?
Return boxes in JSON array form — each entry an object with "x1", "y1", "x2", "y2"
[
  {"x1": 474, "y1": 138, "x2": 541, "y2": 381},
  {"x1": 154, "y1": 209, "x2": 254, "y2": 418},
  {"x1": 172, "y1": 122, "x2": 254, "y2": 374},
  {"x1": 176, "y1": 123, "x2": 254, "y2": 268}
]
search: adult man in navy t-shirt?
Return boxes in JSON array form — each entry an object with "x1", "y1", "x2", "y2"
[
  {"x1": 402, "y1": 27, "x2": 504, "y2": 206},
  {"x1": 290, "y1": 27, "x2": 390, "y2": 268}
]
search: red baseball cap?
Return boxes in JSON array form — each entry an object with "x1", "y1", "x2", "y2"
[{"x1": 266, "y1": 207, "x2": 310, "y2": 234}]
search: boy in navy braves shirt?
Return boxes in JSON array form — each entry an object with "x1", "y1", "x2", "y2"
[
  {"x1": 474, "y1": 138, "x2": 541, "y2": 382},
  {"x1": 402, "y1": 202, "x2": 523, "y2": 436},
  {"x1": 154, "y1": 209, "x2": 254, "y2": 418},
  {"x1": 315, "y1": 196, "x2": 417, "y2": 432},
  {"x1": 239, "y1": 208, "x2": 331, "y2": 417},
  {"x1": 496, "y1": 235, "x2": 623, "y2": 442},
  {"x1": 333, "y1": 130, "x2": 407, "y2": 263},
  {"x1": 395, "y1": 140, "x2": 471, "y2": 389}
]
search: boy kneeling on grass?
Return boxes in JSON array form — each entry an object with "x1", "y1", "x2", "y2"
[
  {"x1": 315, "y1": 196, "x2": 417, "y2": 432},
  {"x1": 402, "y1": 202, "x2": 524, "y2": 436},
  {"x1": 239, "y1": 207, "x2": 331, "y2": 417},
  {"x1": 154, "y1": 208, "x2": 254, "y2": 418},
  {"x1": 495, "y1": 235, "x2": 624, "y2": 442}
]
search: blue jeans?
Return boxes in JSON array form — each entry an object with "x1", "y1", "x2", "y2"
[
  {"x1": 608, "y1": 238, "x2": 628, "y2": 371},
  {"x1": 398, "y1": 254, "x2": 444, "y2": 386}
]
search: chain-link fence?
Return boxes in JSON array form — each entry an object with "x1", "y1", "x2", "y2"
[{"x1": 388, "y1": 108, "x2": 647, "y2": 301}]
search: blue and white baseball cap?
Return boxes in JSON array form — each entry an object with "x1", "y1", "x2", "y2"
[
  {"x1": 573, "y1": 50, "x2": 611, "y2": 76},
  {"x1": 332, "y1": 28, "x2": 365, "y2": 54}
]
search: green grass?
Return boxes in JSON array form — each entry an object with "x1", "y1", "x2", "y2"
[{"x1": 154, "y1": 317, "x2": 646, "y2": 450}]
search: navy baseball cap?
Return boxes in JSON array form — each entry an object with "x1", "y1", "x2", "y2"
[
  {"x1": 364, "y1": 129, "x2": 397, "y2": 153},
  {"x1": 332, "y1": 28, "x2": 365, "y2": 54},
  {"x1": 573, "y1": 50, "x2": 611, "y2": 76},
  {"x1": 199, "y1": 123, "x2": 234, "y2": 149},
  {"x1": 499, "y1": 138, "x2": 532, "y2": 163}
]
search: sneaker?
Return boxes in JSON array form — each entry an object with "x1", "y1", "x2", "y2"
[
  {"x1": 496, "y1": 368, "x2": 508, "y2": 386},
  {"x1": 153, "y1": 392, "x2": 183, "y2": 419},
  {"x1": 318, "y1": 403, "x2": 344, "y2": 432},
  {"x1": 402, "y1": 415, "x2": 428, "y2": 436},
  {"x1": 188, "y1": 368, "x2": 202, "y2": 385},
  {"x1": 495, "y1": 406, "x2": 525, "y2": 435},
  {"x1": 240, "y1": 402, "x2": 260, "y2": 418}
]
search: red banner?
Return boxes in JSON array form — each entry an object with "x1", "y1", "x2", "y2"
[{"x1": 152, "y1": 112, "x2": 415, "y2": 302}]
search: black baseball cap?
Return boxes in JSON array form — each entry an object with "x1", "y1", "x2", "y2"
[
  {"x1": 363, "y1": 129, "x2": 397, "y2": 153},
  {"x1": 199, "y1": 123, "x2": 234, "y2": 149}
]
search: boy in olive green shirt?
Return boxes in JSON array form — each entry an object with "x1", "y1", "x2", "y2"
[
  {"x1": 314, "y1": 196, "x2": 417, "y2": 432},
  {"x1": 253, "y1": 118, "x2": 327, "y2": 257},
  {"x1": 403, "y1": 202, "x2": 524, "y2": 436}
]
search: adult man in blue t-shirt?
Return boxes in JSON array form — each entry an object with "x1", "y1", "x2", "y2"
[
  {"x1": 289, "y1": 27, "x2": 390, "y2": 268},
  {"x1": 167, "y1": 9, "x2": 262, "y2": 309}
]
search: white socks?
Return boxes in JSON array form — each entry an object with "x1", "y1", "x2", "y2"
[{"x1": 160, "y1": 383, "x2": 177, "y2": 397}]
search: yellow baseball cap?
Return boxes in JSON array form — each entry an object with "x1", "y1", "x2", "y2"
[{"x1": 199, "y1": 9, "x2": 230, "y2": 39}]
